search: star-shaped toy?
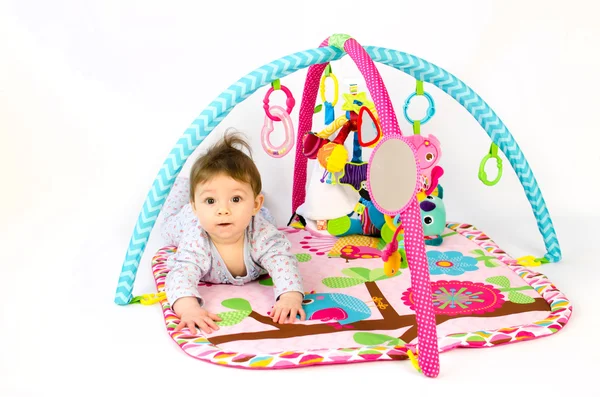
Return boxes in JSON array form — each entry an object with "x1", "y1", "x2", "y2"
[{"x1": 341, "y1": 91, "x2": 377, "y2": 117}]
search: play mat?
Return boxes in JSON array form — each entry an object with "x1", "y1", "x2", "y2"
[
  {"x1": 114, "y1": 34, "x2": 572, "y2": 378},
  {"x1": 149, "y1": 223, "x2": 569, "y2": 369}
]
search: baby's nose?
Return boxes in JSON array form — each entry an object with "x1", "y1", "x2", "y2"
[{"x1": 217, "y1": 207, "x2": 231, "y2": 215}]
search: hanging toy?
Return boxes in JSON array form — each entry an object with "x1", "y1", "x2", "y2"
[
  {"x1": 403, "y1": 80, "x2": 444, "y2": 196},
  {"x1": 403, "y1": 80, "x2": 436, "y2": 136},
  {"x1": 319, "y1": 64, "x2": 339, "y2": 126},
  {"x1": 315, "y1": 115, "x2": 349, "y2": 139},
  {"x1": 341, "y1": 90, "x2": 378, "y2": 118},
  {"x1": 316, "y1": 112, "x2": 355, "y2": 181},
  {"x1": 261, "y1": 80, "x2": 296, "y2": 158},
  {"x1": 261, "y1": 105, "x2": 295, "y2": 158},
  {"x1": 356, "y1": 106, "x2": 383, "y2": 148},
  {"x1": 478, "y1": 142, "x2": 503, "y2": 186},
  {"x1": 381, "y1": 219, "x2": 405, "y2": 277},
  {"x1": 317, "y1": 142, "x2": 348, "y2": 174},
  {"x1": 303, "y1": 132, "x2": 329, "y2": 159},
  {"x1": 305, "y1": 85, "x2": 382, "y2": 186}
]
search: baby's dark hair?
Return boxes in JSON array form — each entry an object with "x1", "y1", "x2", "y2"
[{"x1": 189, "y1": 130, "x2": 262, "y2": 201}]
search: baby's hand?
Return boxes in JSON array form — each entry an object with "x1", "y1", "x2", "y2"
[
  {"x1": 270, "y1": 291, "x2": 306, "y2": 324},
  {"x1": 172, "y1": 296, "x2": 222, "y2": 335}
]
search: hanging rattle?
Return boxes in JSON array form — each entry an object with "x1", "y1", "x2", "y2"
[
  {"x1": 478, "y1": 142, "x2": 503, "y2": 186},
  {"x1": 261, "y1": 80, "x2": 296, "y2": 158},
  {"x1": 381, "y1": 214, "x2": 405, "y2": 277},
  {"x1": 319, "y1": 64, "x2": 339, "y2": 125},
  {"x1": 403, "y1": 80, "x2": 436, "y2": 136},
  {"x1": 403, "y1": 80, "x2": 444, "y2": 197}
]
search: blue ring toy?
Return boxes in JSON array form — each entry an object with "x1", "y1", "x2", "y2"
[{"x1": 403, "y1": 91, "x2": 436, "y2": 125}]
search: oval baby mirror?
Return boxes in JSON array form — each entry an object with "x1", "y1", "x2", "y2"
[
  {"x1": 367, "y1": 136, "x2": 419, "y2": 215},
  {"x1": 357, "y1": 106, "x2": 382, "y2": 148}
]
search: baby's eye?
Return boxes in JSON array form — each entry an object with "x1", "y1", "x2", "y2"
[
  {"x1": 232, "y1": 196, "x2": 241, "y2": 203},
  {"x1": 205, "y1": 198, "x2": 215, "y2": 205}
]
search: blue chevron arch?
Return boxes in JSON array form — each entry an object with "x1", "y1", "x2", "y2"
[
  {"x1": 114, "y1": 43, "x2": 560, "y2": 305},
  {"x1": 363, "y1": 46, "x2": 560, "y2": 263}
]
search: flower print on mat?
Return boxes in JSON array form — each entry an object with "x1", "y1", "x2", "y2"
[
  {"x1": 300, "y1": 233, "x2": 336, "y2": 256},
  {"x1": 402, "y1": 280, "x2": 505, "y2": 316},
  {"x1": 427, "y1": 250, "x2": 478, "y2": 276}
]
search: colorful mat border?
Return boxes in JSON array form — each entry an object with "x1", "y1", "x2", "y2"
[{"x1": 149, "y1": 222, "x2": 572, "y2": 369}]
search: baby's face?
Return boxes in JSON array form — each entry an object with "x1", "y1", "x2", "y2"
[{"x1": 191, "y1": 174, "x2": 263, "y2": 245}]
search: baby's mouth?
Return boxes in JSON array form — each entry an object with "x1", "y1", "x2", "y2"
[{"x1": 217, "y1": 222, "x2": 232, "y2": 227}]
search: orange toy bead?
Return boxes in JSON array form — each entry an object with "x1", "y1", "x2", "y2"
[{"x1": 317, "y1": 142, "x2": 348, "y2": 173}]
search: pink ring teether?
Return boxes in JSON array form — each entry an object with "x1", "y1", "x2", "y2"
[
  {"x1": 261, "y1": 105, "x2": 295, "y2": 158},
  {"x1": 263, "y1": 85, "x2": 295, "y2": 121}
]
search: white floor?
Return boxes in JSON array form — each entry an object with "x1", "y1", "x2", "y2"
[{"x1": 1, "y1": 212, "x2": 597, "y2": 397}]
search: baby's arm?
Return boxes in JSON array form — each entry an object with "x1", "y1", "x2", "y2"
[
  {"x1": 165, "y1": 227, "x2": 221, "y2": 334},
  {"x1": 254, "y1": 222, "x2": 305, "y2": 323}
]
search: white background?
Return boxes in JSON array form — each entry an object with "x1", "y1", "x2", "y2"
[{"x1": 1, "y1": 0, "x2": 599, "y2": 396}]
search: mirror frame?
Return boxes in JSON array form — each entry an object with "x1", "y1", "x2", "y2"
[
  {"x1": 366, "y1": 134, "x2": 421, "y2": 215},
  {"x1": 357, "y1": 106, "x2": 383, "y2": 148}
]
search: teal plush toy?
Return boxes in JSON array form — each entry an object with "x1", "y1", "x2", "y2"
[{"x1": 420, "y1": 185, "x2": 446, "y2": 246}]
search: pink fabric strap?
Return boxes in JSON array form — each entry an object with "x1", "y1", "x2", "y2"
[
  {"x1": 343, "y1": 39, "x2": 401, "y2": 136},
  {"x1": 290, "y1": 35, "x2": 440, "y2": 377},
  {"x1": 291, "y1": 39, "x2": 329, "y2": 214},
  {"x1": 397, "y1": 197, "x2": 440, "y2": 377},
  {"x1": 342, "y1": 37, "x2": 439, "y2": 378}
]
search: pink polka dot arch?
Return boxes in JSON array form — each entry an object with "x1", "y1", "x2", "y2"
[{"x1": 329, "y1": 36, "x2": 439, "y2": 377}]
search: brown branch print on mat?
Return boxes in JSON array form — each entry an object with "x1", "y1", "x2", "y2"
[
  {"x1": 208, "y1": 269, "x2": 552, "y2": 346},
  {"x1": 398, "y1": 298, "x2": 550, "y2": 343}
]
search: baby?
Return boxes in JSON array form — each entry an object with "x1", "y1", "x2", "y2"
[{"x1": 162, "y1": 131, "x2": 305, "y2": 335}]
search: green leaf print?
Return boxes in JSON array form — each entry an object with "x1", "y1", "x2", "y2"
[
  {"x1": 486, "y1": 276, "x2": 534, "y2": 303},
  {"x1": 486, "y1": 276, "x2": 511, "y2": 288},
  {"x1": 216, "y1": 310, "x2": 252, "y2": 327},
  {"x1": 353, "y1": 332, "x2": 404, "y2": 347},
  {"x1": 472, "y1": 249, "x2": 500, "y2": 268},
  {"x1": 341, "y1": 267, "x2": 370, "y2": 281},
  {"x1": 369, "y1": 267, "x2": 401, "y2": 282},
  {"x1": 322, "y1": 276, "x2": 366, "y2": 289},
  {"x1": 221, "y1": 298, "x2": 252, "y2": 312},
  {"x1": 295, "y1": 253, "x2": 312, "y2": 262},
  {"x1": 508, "y1": 291, "x2": 535, "y2": 304}
]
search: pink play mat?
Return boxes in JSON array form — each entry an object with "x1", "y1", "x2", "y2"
[{"x1": 150, "y1": 222, "x2": 571, "y2": 369}]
